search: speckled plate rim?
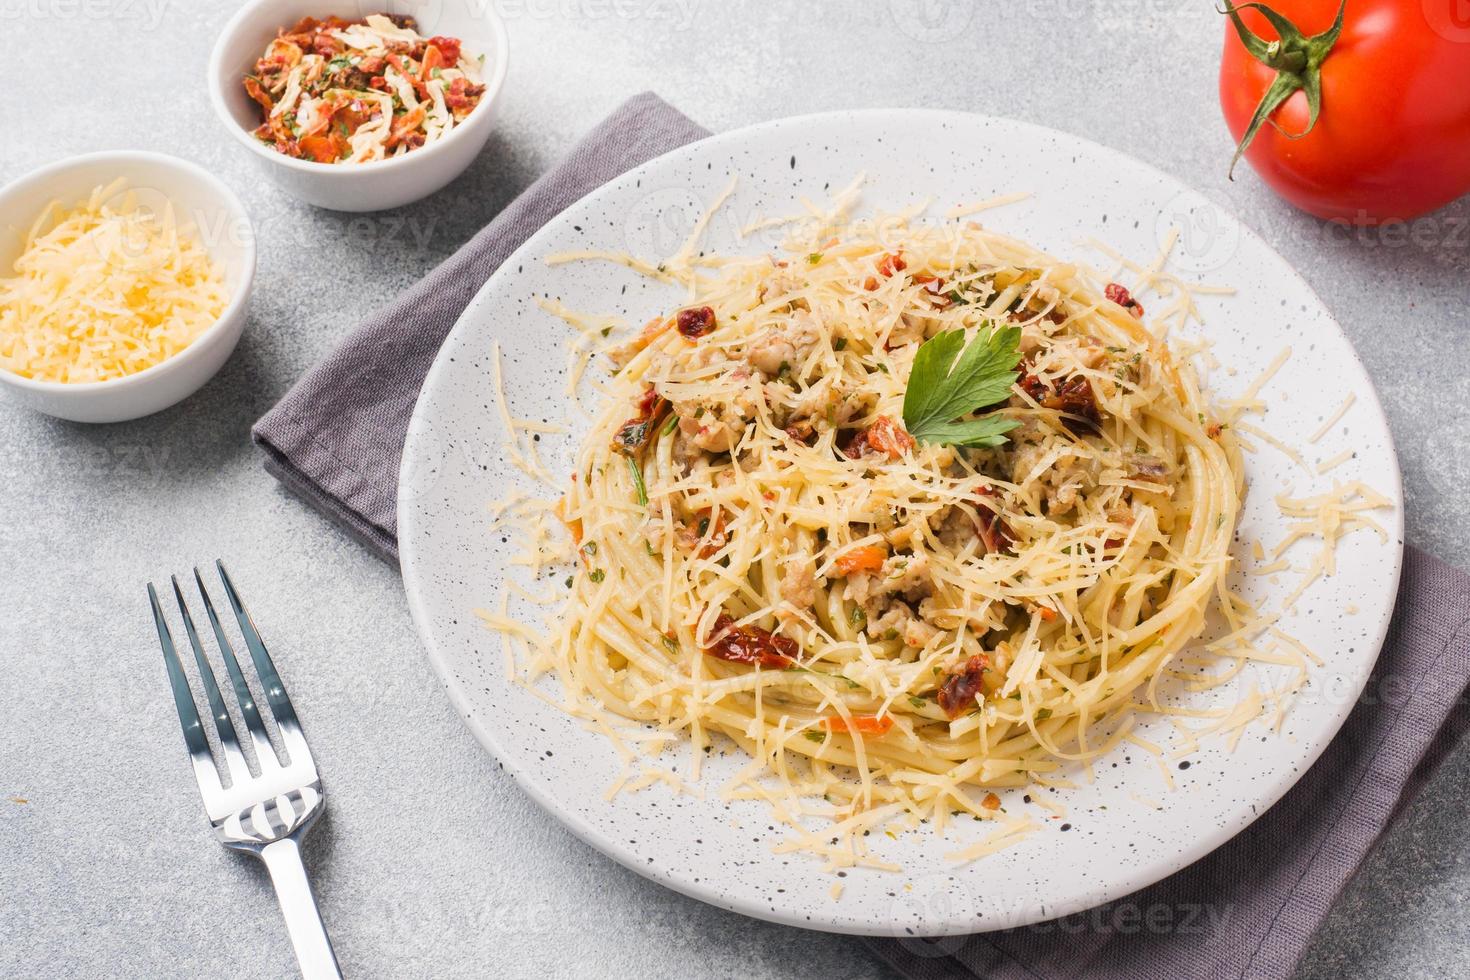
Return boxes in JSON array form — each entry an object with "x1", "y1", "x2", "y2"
[{"x1": 399, "y1": 108, "x2": 1404, "y2": 936}]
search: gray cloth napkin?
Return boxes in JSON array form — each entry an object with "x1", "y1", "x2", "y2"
[{"x1": 252, "y1": 93, "x2": 1470, "y2": 980}]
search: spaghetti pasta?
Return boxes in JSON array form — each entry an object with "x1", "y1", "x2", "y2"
[{"x1": 493, "y1": 216, "x2": 1249, "y2": 834}]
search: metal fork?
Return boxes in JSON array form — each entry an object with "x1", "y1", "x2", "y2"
[{"x1": 148, "y1": 560, "x2": 342, "y2": 980}]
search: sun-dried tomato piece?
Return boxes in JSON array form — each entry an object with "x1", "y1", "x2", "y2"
[
  {"x1": 705, "y1": 613, "x2": 797, "y2": 669},
  {"x1": 611, "y1": 384, "x2": 669, "y2": 457},
  {"x1": 1104, "y1": 282, "x2": 1144, "y2": 318},
  {"x1": 974, "y1": 485, "x2": 1014, "y2": 555},
  {"x1": 783, "y1": 419, "x2": 817, "y2": 445},
  {"x1": 676, "y1": 306, "x2": 717, "y2": 339},
  {"x1": 1016, "y1": 367, "x2": 1101, "y2": 433},
  {"x1": 675, "y1": 508, "x2": 727, "y2": 559},
  {"x1": 1016, "y1": 367, "x2": 1048, "y2": 404},
  {"x1": 298, "y1": 134, "x2": 345, "y2": 163},
  {"x1": 427, "y1": 35, "x2": 462, "y2": 64},
  {"x1": 243, "y1": 76, "x2": 274, "y2": 112},
  {"x1": 912, "y1": 274, "x2": 951, "y2": 307},
  {"x1": 877, "y1": 252, "x2": 908, "y2": 277},
  {"x1": 937, "y1": 654, "x2": 991, "y2": 717},
  {"x1": 444, "y1": 76, "x2": 486, "y2": 119},
  {"x1": 312, "y1": 32, "x2": 343, "y2": 58},
  {"x1": 843, "y1": 416, "x2": 914, "y2": 460},
  {"x1": 387, "y1": 104, "x2": 428, "y2": 148}
]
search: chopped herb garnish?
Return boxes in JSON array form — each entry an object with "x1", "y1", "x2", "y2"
[
  {"x1": 660, "y1": 413, "x2": 680, "y2": 437},
  {"x1": 627, "y1": 456, "x2": 647, "y2": 506},
  {"x1": 661, "y1": 634, "x2": 679, "y2": 654},
  {"x1": 582, "y1": 541, "x2": 597, "y2": 556},
  {"x1": 645, "y1": 541, "x2": 659, "y2": 557},
  {"x1": 804, "y1": 730, "x2": 828, "y2": 744},
  {"x1": 833, "y1": 337, "x2": 848, "y2": 351},
  {"x1": 588, "y1": 569, "x2": 606, "y2": 583},
  {"x1": 901, "y1": 325, "x2": 1022, "y2": 448},
  {"x1": 849, "y1": 607, "x2": 867, "y2": 630},
  {"x1": 908, "y1": 695, "x2": 928, "y2": 709},
  {"x1": 600, "y1": 325, "x2": 612, "y2": 337},
  {"x1": 807, "y1": 252, "x2": 823, "y2": 264},
  {"x1": 1035, "y1": 707, "x2": 1053, "y2": 720}
]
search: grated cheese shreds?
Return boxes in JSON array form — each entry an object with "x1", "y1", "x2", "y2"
[
  {"x1": 1308, "y1": 392, "x2": 1355, "y2": 444},
  {"x1": 945, "y1": 191, "x2": 1032, "y2": 220},
  {"x1": 0, "y1": 179, "x2": 229, "y2": 383},
  {"x1": 946, "y1": 816, "x2": 1040, "y2": 865},
  {"x1": 1316, "y1": 448, "x2": 1354, "y2": 475}
]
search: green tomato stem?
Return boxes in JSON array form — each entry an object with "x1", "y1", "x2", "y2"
[{"x1": 1220, "y1": 0, "x2": 1347, "y2": 180}]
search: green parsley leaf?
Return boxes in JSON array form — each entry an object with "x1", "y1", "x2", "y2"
[
  {"x1": 588, "y1": 569, "x2": 605, "y2": 583},
  {"x1": 901, "y1": 325, "x2": 1022, "y2": 448},
  {"x1": 804, "y1": 730, "x2": 828, "y2": 743}
]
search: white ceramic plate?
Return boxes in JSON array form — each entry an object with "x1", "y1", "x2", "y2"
[{"x1": 399, "y1": 110, "x2": 1403, "y2": 936}]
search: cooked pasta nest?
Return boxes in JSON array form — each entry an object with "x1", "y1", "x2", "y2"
[{"x1": 522, "y1": 215, "x2": 1246, "y2": 834}]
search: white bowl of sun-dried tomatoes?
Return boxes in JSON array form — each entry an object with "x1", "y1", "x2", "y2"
[{"x1": 209, "y1": 1, "x2": 508, "y2": 212}]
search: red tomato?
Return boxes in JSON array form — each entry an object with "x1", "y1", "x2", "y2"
[{"x1": 1219, "y1": 0, "x2": 1470, "y2": 222}]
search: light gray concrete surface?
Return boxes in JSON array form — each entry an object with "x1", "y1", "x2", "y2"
[{"x1": 3, "y1": 1, "x2": 1469, "y2": 977}]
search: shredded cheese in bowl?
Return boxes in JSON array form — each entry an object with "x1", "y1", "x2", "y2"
[{"x1": 0, "y1": 178, "x2": 229, "y2": 384}]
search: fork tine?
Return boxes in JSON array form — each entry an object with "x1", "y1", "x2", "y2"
[
  {"x1": 148, "y1": 583, "x2": 222, "y2": 799},
  {"x1": 171, "y1": 576, "x2": 251, "y2": 785},
  {"x1": 214, "y1": 560, "x2": 314, "y2": 770},
  {"x1": 195, "y1": 567, "x2": 281, "y2": 770}
]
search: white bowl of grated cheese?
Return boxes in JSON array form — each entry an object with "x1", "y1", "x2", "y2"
[
  {"x1": 0, "y1": 151, "x2": 256, "y2": 424},
  {"x1": 208, "y1": 1, "x2": 509, "y2": 212}
]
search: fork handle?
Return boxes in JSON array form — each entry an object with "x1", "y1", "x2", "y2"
[{"x1": 259, "y1": 837, "x2": 343, "y2": 980}]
